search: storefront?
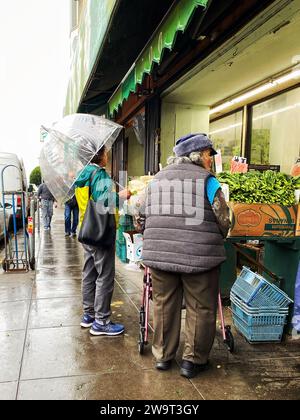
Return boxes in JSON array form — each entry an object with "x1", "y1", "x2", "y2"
[
  {"x1": 159, "y1": 1, "x2": 300, "y2": 315},
  {"x1": 161, "y1": 0, "x2": 300, "y2": 173},
  {"x1": 108, "y1": 0, "x2": 296, "y2": 173},
  {"x1": 107, "y1": 1, "x2": 300, "y2": 334},
  {"x1": 210, "y1": 82, "x2": 300, "y2": 174}
]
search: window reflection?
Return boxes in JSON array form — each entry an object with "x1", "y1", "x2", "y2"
[
  {"x1": 251, "y1": 88, "x2": 300, "y2": 173},
  {"x1": 209, "y1": 111, "x2": 242, "y2": 171}
]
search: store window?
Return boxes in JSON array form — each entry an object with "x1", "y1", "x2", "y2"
[
  {"x1": 209, "y1": 111, "x2": 243, "y2": 171},
  {"x1": 250, "y1": 87, "x2": 300, "y2": 173},
  {"x1": 126, "y1": 112, "x2": 145, "y2": 178}
]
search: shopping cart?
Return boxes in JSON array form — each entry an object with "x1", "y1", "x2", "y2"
[{"x1": 138, "y1": 265, "x2": 234, "y2": 354}]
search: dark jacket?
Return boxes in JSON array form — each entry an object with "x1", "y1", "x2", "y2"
[
  {"x1": 142, "y1": 163, "x2": 226, "y2": 274},
  {"x1": 37, "y1": 183, "x2": 55, "y2": 201},
  {"x1": 65, "y1": 195, "x2": 78, "y2": 208}
]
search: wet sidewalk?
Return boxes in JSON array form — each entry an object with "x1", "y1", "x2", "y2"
[{"x1": 0, "y1": 208, "x2": 299, "y2": 400}]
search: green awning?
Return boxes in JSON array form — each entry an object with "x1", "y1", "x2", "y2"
[{"x1": 108, "y1": 0, "x2": 209, "y2": 117}]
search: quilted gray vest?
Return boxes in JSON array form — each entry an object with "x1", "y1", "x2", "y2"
[{"x1": 142, "y1": 162, "x2": 226, "y2": 273}]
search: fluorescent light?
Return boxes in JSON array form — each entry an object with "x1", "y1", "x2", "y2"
[
  {"x1": 253, "y1": 102, "x2": 300, "y2": 122},
  {"x1": 209, "y1": 103, "x2": 300, "y2": 136},
  {"x1": 209, "y1": 69, "x2": 300, "y2": 116},
  {"x1": 209, "y1": 122, "x2": 242, "y2": 136}
]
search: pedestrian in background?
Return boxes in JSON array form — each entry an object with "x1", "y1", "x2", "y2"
[
  {"x1": 75, "y1": 145, "x2": 130, "y2": 337},
  {"x1": 142, "y1": 133, "x2": 230, "y2": 379},
  {"x1": 37, "y1": 182, "x2": 57, "y2": 230},
  {"x1": 64, "y1": 193, "x2": 79, "y2": 237}
]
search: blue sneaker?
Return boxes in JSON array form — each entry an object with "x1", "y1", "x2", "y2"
[
  {"x1": 80, "y1": 314, "x2": 95, "y2": 328},
  {"x1": 90, "y1": 321, "x2": 125, "y2": 336}
]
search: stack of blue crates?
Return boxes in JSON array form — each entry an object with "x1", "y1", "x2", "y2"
[{"x1": 230, "y1": 266, "x2": 293, "y2": 343}]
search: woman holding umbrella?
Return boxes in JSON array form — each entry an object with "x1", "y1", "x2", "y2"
[{"x1": 39, "y1": 114, "x2": 129, "y2": 337}]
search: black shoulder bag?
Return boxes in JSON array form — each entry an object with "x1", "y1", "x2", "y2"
[{"x1": 78, "y1": 170, "x2": 116, "y2": 248}]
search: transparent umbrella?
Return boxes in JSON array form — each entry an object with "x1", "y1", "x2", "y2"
[{"x1": 39, "y1": 114, "x2": 123, "y2": 203}]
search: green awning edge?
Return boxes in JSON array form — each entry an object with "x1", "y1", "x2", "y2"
[{"x1": 108, "y1": 0, "x2": 209, "y2": 117}]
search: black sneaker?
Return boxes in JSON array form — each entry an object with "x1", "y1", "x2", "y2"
[
  {"x1": 155, "y1": 360, "x2": 172, "y2": 371},
  {"x1": 180, "y1": 360, "x2": 209, "y2": 379}
]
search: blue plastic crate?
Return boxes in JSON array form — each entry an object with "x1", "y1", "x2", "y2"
[
  {"x1": 231, "y1": 267, "x2": 293, "y2": 308},
  {"x1": 232, "y1": 313, "x2": 284, "y2": 343},
  {"x1": 230, "y1": 292, "x2": 289, "y2": 315},
  {"x1": 250, "y1": 284, "x2": 293, "y2": 308},
  {"x1": 231, "y1": 267, "x2": 264, "y2": 303},
  {"x1": 231, "y1": 300, "x2": 287, "y2": 327}
]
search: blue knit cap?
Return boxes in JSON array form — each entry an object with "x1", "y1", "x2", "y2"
[{"x1": 173, "y1": 133, "x2": 217, "y2": 157}]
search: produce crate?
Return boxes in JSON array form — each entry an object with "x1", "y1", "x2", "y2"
[
  {"x1": 228, "y1": 203, "x2": 298, "y2": 237},
  {"x1": 232, "y1": 313, "x2": 284, "y2": 343},
  {"x1": 230, "y1": 295, "x2": 288, "y2": 327},
  {"x1": 230, "y1": 292, "x2": 289, "y2": 315},
  {"x1": 231, "y1": 266, "x2": 293, "y2": 308}
]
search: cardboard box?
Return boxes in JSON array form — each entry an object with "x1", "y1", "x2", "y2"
[
  {"x1": 123, "y1": 231, "x2": 143, "y2": 262},
  {"x1": 228, "y1": 203, "x2": 299, "y2": 237}
]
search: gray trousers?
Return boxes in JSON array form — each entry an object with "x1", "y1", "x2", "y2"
[
  {"x1": 150, "y1": 266, "x2": 220, "y2": 364},
  {"x1": 41, "y1": 199, "x2": 53, "y2": 228},
  {"x1": 82, "y1": 244, "x2": 115, "y2": 323}
]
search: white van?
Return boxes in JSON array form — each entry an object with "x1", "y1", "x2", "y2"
[
  {"x1": 0, "y1": 152, "x2": 28, "y2": 230},
  {"x1": 0, "y1": 202, "x2": 11, "y2": 240}
]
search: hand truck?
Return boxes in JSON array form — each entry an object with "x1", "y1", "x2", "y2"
[{"x1": 1, "y1": 165, "x2": 30, "y2": 272}]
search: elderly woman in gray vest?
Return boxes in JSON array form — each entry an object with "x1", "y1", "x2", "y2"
[{"x1": 142, "y1": 133, "x2": 230, "y2": 379}]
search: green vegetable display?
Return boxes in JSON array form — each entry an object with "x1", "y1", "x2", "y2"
[{"x1": 217, "y1": 171, "x2": 300, "y2": 206}]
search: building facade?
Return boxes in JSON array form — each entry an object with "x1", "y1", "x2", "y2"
[{"x1": 64, "y1": 0, "x2": 300, "y2": 178}]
